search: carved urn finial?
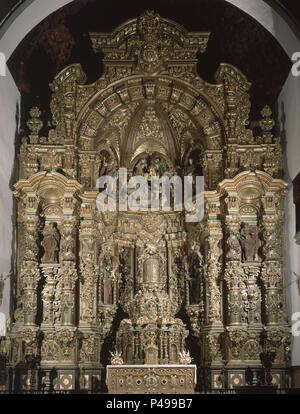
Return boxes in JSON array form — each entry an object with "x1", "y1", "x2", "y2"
[
  {"x1": 27, "y1": 106, "x2": 43, "y2": 144},
  {"x1": 137, "y1": 10, "x2": 161, "y2": 41},
  {"x1": 259, "y1": 106, "x2": 275, "y2": 144}
]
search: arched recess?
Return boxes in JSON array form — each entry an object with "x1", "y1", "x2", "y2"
[
  {"x1": 74, "y1": 73, "x2": 226, "y2": 172},
  {"x1": 44, "y1": 63, "x2": 255, "y2": 200}
]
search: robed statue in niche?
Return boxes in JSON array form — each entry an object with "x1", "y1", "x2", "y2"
[
  {"x1": 100, "y1": 254, "x2": 114, "y2": 305},
  {"x1": 240, "y1": 223, "x2": 259, "y2": 262},
  {"x1": 188, "y1": 243, "x2": 203, "y2": 304},
  {"x1": 41, "y1": 223, "x2": 61, "y2": 264},
  {"x1": 98, "y1": 150, "x2": 118, "y2": 179},
  {"x1": 133, "y1": 155, "x2": 171, "y2": 180}
]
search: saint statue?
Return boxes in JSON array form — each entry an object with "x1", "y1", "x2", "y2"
[
  {"x1": 148, "y1": 157, "x2": 158, "y2": 180},
  {"x1": 185, "y1": 157, "x2": 195, "y2": 176},
  {"x1": 134, "y1": 158, "x2": 147, "y2": 177},
  {"x1": 186, "y1": 243, "x2": 203, "y2": 304},
  {"x1": 41, "y1": 223, "x2": 61, "y2": 264},
  {"x1": 100, "y1": 255, "x2": 114, "y2": 305},
  {"x1": 240, "y1": 223, "x2": 258, "y2": 262},
  {"x1": 99, "y1": 155, "x2": 118, "y2": 179}
]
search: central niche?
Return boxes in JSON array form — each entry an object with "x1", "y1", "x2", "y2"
[{"x1": 94, "y1": 96, "x2": 208, "y2": 366}]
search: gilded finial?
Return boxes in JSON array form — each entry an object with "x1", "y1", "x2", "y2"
[
  {"x1": 259, "y1": 105, "x2": 275, "y2": 144},
  {"x1": 27, "y1": 106, "x2": 43, "y2": 144}
]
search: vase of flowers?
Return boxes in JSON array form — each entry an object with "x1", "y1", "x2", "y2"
[
  {"x1": 179, "y1": 350, "x2": 192, "y2": 365},
  {"x1": 110, "y1": 350, "x2": 124, "y2": 365}
]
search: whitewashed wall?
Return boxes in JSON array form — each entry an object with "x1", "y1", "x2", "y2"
[{"x1": 0, "y1": 72, "x2": 19, "y2": 331}]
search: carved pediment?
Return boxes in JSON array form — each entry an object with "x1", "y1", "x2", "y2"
[{"x1": 90, "y1": 10, "x2": 210, "y2": 77}]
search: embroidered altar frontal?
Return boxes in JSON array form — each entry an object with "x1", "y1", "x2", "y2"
[{"x1": 106, "y1": 365, "x2": 197, "y2": 394}]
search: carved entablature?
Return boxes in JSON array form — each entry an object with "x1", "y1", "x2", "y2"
[
  {"x1": 15, "y1": 172, "x2": 82, "y2": 219},
  {"x1": 218, "y1": 171, "x2": 288, "y2": 217},
  {"x1": 90, "y1": 10, "x2": 210, "y2": 79}
]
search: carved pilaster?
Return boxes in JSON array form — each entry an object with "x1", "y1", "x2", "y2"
[
  {"x1": 203, "y1": 218, "x2": 222, "y2": 326},
  {"x1": 23, "y1": 216, "x2": 39, "y2": 262},
  {"x1": 241, "y1": 265, "x2": 261, "y2": 325},
  {"x1": 79, "y1": 259, "x2": 98, "y2": 326},
  {"x1": 41, "y1": 265, "x2": 60, "y2": 325},
  {"x1": 224, "y1": 261, "x2": 243, "y2": 326},
  {"x1": 225, "y1": 216, "x2": 241, "y2": 261},
  {"x1": 19, "y1": 262, "x2": 40, "y2": 326},
  {"x1": 261, "y1": 212, "x2": 285, "y2": 326},
  {"x1": 261, "y1": 261, "x2": 283, "y2": 325},
  {"x1": 261, "y1": 215, "x2": 280, "y2": 261},
  {"x1": 59, "y1": 262, "x2": 78, "y2": 326},
  {"x1": 79, "y1": 193, "x2": 99, "y2": 326},
  {"x1": 224, "y1": 217, "x2": 243, "y2": 326},
  {"x1": 60, "y1": 216, "x2": 77, "y2": 262}
]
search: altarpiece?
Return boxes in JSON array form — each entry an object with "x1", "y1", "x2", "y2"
[{"x1": 3, "y1": 11, "x2": 290, "y2": 392}]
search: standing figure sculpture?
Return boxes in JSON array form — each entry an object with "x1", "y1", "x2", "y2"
[
  {"x1": 100, "y1": 255, "x2": 114, "y2": 305},
  {"x1": 188, "y1": 243, "x2": 203, "y2": 304},
  {"x1": 99, "y1": 155, "x2": 118, "y2": 179},
  {"x1": 41, "y1": 223, "x2": 61, "y2": 264},
  {"x1": 240, "y1": 223, "x2": 258, "y2": 262}
]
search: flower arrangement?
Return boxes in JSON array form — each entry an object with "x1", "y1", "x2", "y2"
[
  {"x1": 179, "y1": 350, "x2": 192, "y2": 365},
  {"x1": 110, "y1": 350, "x2": 124, "y2": 365}
]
